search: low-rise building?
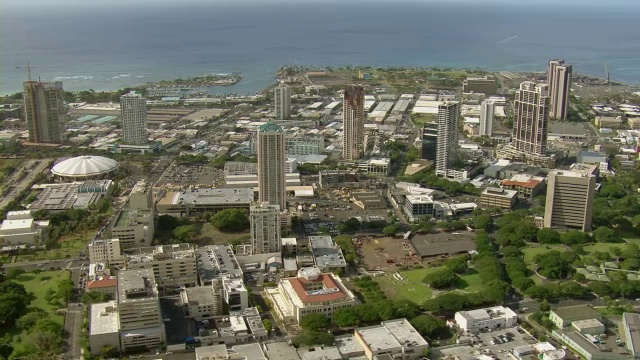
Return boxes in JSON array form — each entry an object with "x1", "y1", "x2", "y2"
[
  {"x1": 111, "y1": 209, "x2": 154, "y2": 248},
  {"x1": 222, "y1": 275, "x2": 249, "y2": 312},
  {"x1": 354, "y1": 319, "x2": 429, "y2": 360},
  {"x1": 479, "y1": 187, "x2": 518, "y2": 210},
  {"x1": 502, "y1": 174, "x2": 545, "y2": 198},
  {"x1": 125, "y1": 243, "x2": 198, "y2": 289},
  {"x1": 454, "y1": 306, "x2": 518, "y2": 333},
  {"x1": 181, "y1": 284, "x2": 224, "y2": 320},
  {"x1": 0, "y1": 210, "x2": 49, "y2": 245},
  {"x1": 319, "y1": 170, "x2": 369, "y2": 189},
  {"x1": 352, "y1": 191, "x2": 387, "y2": 210},
  {"x1": 571, "y1": 319, "x2": 605, "y2": 335},
  {"x1": 88, "y1": 238, "x2": 125, "y2": 268},
  {"x1": 155, "y1": 188, "x2": 253, "y2": 217},
  {"x1": 549, "y1": 305, "x2": 602, "y2": 328},
  {"x1": 266, "y1": 267, "x2": 358, "y2": 325},
  {"x1": 198, "y1": 245, "x2": 243, "y2": 286},
  {"x1": 595, "y1": 116, "x2": 624, "y2": 129},
  {"x1": 89, "y1": 300, "x2": 120, "y2": 356},
  {"x1": 308, "y1": 236, "x2": 347, "y2": 272},
  {"x1": 86, "y1": 277, "x2": 118, "y2": 298},
  {"x1": 553, "y1": 329, "x2": 628, "y2": 360},
  {"x1": 623, "y1": 312, "x2": 640, "y2": 358},
  {"x1": 404, "y1": 195, "x2": 435, "y2": 223}
]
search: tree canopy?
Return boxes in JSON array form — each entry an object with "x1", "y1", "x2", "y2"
[{"x1": 211, "y1": 209, "x2": 250, "y2": 232}]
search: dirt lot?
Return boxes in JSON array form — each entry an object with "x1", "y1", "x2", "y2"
[{"x1": 357, "y1": 235, "x2": 421, "y2": 271}]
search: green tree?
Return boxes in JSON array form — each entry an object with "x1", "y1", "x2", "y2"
[
  {"x1": 339, "y1": 218, "x2": 361, "y2": 233},
  {"x1": 262, "y1": 319, "x2": 273, "y2": 334},
  {"x1": 536, "y1": 228, "x2": 561, "y2": 244},
  {"x1": 294, "y1": 330, "x2": 334, "y2": 347},
  {"x1": 82, "y1": 291, "x2": 113, "y2": 305},
  {"x1": 173, "y1": 224, "x2": 199, "y2": 242},
  {"x1": 57, "y1": 279, "x2": 75, "y2": 302},
  {"x1": 382, "y1": 224, "x2": 400, "y2": 236},
  {"x1": 473, "y1": 214, "x2": 493, "y2": 232},
  {"x1": 423, "y1": 268, "x2": 459, "y2": 289},
  {"x1": 444, "y1": 256, "x2": 468, "y2": 274},
  {"x1": 332, "y1": 308, "x2": 360, "y2": 327},
  {"x1": 44, "y1": 288, "x2": 57, "y2": 305},
  {"x1": 211, "y1": 209, "x2": 250, "y2": 232},
  {"x1": 101, "y1": 345, "x2": 119, "y2": 358},
  {"x1": 16, "y1": 310, "x2": 46, "y2": 331},
  {"x1": 535, "y1": 251, "x2": 572, "y2": 279},
  {"x1": 410, "y1": 314, "x2": 448, "y2": 339},
  {"x1": 300, "y1": 313, "x2": 330, "y2": 331},
  {"x1": 6, "y1": 268, "x2": 24, "y2": 280},
  {"x1": 593, "y1": 227, "x2": 623, "y2": 243}
]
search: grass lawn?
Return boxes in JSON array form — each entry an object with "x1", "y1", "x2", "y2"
[
  {"x1": 410, "y1": 113, "x2": 437, "y2": 127},
  {"x1": 375, "y1": 268, "x2": 436, "y2": 304},
  {"x1": 16, "y1": 230, "x2": 94, "y2": 262},
  {"x1": 522, "y1": 244, "x2": 567, "y2": 265},
  {"x1": 14, "y1": 270, "x2": 71, "y2": 323},
  {"x1": 458, "y1": 271, "x2": 484, "y2": 293},
  {"x1": 199, "y1": 223, "x2": 250, "y2": 245},
  {"x1": 583, "y1": 243, "x2": 628, "y2": 254}
]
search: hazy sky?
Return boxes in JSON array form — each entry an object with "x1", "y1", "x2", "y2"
[{"x1": 2, "y1": 0, "x2": 639, "y2": 7}]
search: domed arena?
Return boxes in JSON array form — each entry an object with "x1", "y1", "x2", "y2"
[{"x1": 51, "y1": 155, "x2": 119, "y2": 180}]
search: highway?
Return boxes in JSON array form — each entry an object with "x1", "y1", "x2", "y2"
[{"x1": 0, "y1": 159, "x2": 51, "y2": 209}]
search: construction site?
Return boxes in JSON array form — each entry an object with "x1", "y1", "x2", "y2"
[{"x1": 355, "y1": 235, "x2": 421, "y2": 271}]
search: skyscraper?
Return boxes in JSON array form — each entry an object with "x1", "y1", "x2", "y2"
[
  {"x1": 23, "y1": 80, "x2": 65, "y2": 143},
  {"x1": 479, "y1": 99, "x2": 496, "y2": 137},
  {"x1": 257, "y1": 121, "x2": 286, "y2": 210},
  {"x1": 435, "y1": 102, "x2": 461, "y2": 177},
  {"x1": 544, "y1": 170, "x2": 595, "y2": 231},
  {"x1": 547, "y1": 60, "x2": 572, "y2": 120},
  {"x1": 512, "y1": 82, "x2": 550, "y2": 156},
  {"x1": 421, "y1": 121, "x2": 438, "y2": 161},
  {"x1": 342, "y1": 86, "x2": 365, "y2": 160},
  {"x1": 274, "y1": 85, "x2": 291, "y2": 120},
  {"x1": 120, "y1": 91, "x2": 148, "y2": 145},
  {"x1": 250, "y1": 202, "x2": 281, "y2": 254}
]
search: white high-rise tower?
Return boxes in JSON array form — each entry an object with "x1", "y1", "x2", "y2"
[
  {"x1": 257, "y1": 121, "x2": 286, "y2": 210},
  {"x1": 435, "y1": 102, "x2": 461, "y2": 177},
  {"x1": 274, "y1": 85, "x2": 291, "y2": 120},
  {"x1": 120, "y1": 91, "x2": 148, "y2": 145}
]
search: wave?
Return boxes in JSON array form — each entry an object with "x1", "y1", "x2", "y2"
[
  {"x1": 52, "y1": 75, "x2": 95, "y2": 80},
  {"x1": 112, "y1": 74, "x2": 133, "y2": 79}
]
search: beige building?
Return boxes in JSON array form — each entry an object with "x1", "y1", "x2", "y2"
[
  {"x1": 257, "y1": 121, "x2": 286, "y2": 210},
  {"x1": 266, "y1": 267, "x2": 357, "y2": 325},
  {"x1": 23, "y1": 80, "x2": 65, "y2": 144},
  {"x1": 462, "y1": 76, "x2": 498, "y2": 96},
  {"x1": 513, "y1": 81, "x2": 550, "y2": 156},
  {"x1": 501, "y1": 174, "x2": 546, "y2": 198},
  {"x1": 354, "y1": 319, "x2": 429, "y2": 360},
  {"x1": 274, "y1": 85, "x2": 291, "y2": 120},
  {"x1": 544, "y1": 170, "x2": 596, "y2": 232},
  {"x1": 126, "y1": 243, "x2": 198, "y2": 289},
  {"x1": 120, "y1": 91, "x2": 148, "y2": 146},
  {"x1": 129, "y1": 180, "x2": 153, "y2": 212},
  {"x1": 547, "y1": 60, "x2": 572, "y2": 120},
  {"x1": 89, "y1": 300, "x2": 120, "y2": 355},
  {"x1": 111, "y1": 209, "x2": 154, "y2": 248},
  {"x1": 479, "y1": 187, "x2": 518, "y2": 210},
  {"x1": 88, "y1": 238, "x2": 125, "y2": 268},
  {"x1": 180, "y1": 283, "x2": 224, "y2": 320},
  {"x1": 595, "y1": 116, "x2": 624, "y2": 129},
  {"x1": 343, "y1": 86, "x2": 365, "y2": 160},
  {"x1": 0, "y1": 210, "x2": 49, "y2": 245},
  {"x1": 117, "y1": 269, "x2": 165, "y2": 352},
  {"x1": 435, "y1": 102, "x2": 461, "y2": 178},
  {"x1": 250, "y1": 202, "x2": 281, "y2": 254}
]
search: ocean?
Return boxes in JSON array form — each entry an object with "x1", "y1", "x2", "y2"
[{"x1": 2, "y1": 1, "x2": 639, "y2": 95}]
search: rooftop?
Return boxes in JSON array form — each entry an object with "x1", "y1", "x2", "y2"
[
  {"x1": 481, "y1": 187, "x2": 518, "y2": 198},
  {"x1": 126, "y1": 243, "x2": 195, "y2": 264},
  {"x1": 87, "y1": 277, "x2": 117, "y2": 289},
  {"x1": 51, "y1": 155, "x2": 119, "y2": 177},
  {"x1": 502, "y1": 174, "x2": 544, "y2": 189},
  {"x1": 356, "y1": 319, "x2": 428, "y2": 353},
  {"x1": 624, "y1": 312, "x2": 640, "y2": 355},
  {"x1": 458, "y1": 306, "x2": 517, "y2": 321},
  {"x1": 551, "y1": 305, "x2": 601, "y2": 321},
  {"x1": 89, "y1": 301, "x2": 119, "y2": 335},
  {"x1": 158, "y1": 188, "x2": 253, "y2": 206},
  {"x1": 259, "y1": 121, "x2": 284, "y2": 133},
  {"x1": 309, "y1": 236, "x2": 347, "y2": 269},
  {"x1": 198, "y1": 245, "x2": 242, "y2": 282},
  {"x1": 285, "y1": 271, "x2": 349, "y2": 304},
  {"x1": 405, "y1": 194, "x2": 434, "y2": 204},
  {"x1": 264, "y1": 341, "x2": 301, "y2": 360},
  {"x1": 550, "y1": 169, "x2": 595, "y2": 179},
  {"x1": 572, "y1": 318, "x2": 605, "y2": 329},
  {"x1": 185, "y1": 286, "x2": 217, "y2": 306},
  {"x1": 117, "y1": 268, "x2": 157, "y2": 302}
]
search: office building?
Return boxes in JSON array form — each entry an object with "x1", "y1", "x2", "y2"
[
  {"x1": 513, "y1": 81, "x2": 550, "y2": 156},
  {"x1": 257, "y1": 121, "x2": 286, "y2": 210},
  {"x1": 155, "y1": 188, "x2": 253, "y2": 217},
  {"x1": 274, "y1": 85, "x2": 291, "y2": 120},
  {"x1": 120, "y1": 91, "x2": 148, "y2": 146},
  {"x1": 129, "y1": 180, "x2": 152, "y2": 211},
  {"x1": 454, "y1": 306, "x2": 518, "y2": 333},
  {"x1": 222, "y1": 275, "x2": 249, "y2": 312},
  {"x1": 89, "y1": 301, "x2": 120, "y2": 355},
  {"x1": 286, "y1": 135, "x2": 324, "y2": 155},
  {"x1": 117, "y1": 269, "x2": 165, "y2": 352},
  {"x1": 266, "y1": 267, "x2": 357, "y2": 325},
  {"x1": 111, "y1": 209, "x2": 154, "y2": 248},
  {"x1": 404, "y1": 195, "x2": 435, "y2": 223},
  {"x1": 623, "y1": 313, "x2": 640, "y2": 357},
  {"x1": 479, "y1": 187, "x2": 518, "y2": 210},
  {"x1": 354, "y1": 319, "x2": 429, "y2": 360},
  {"x1": 180, "y1": 283, "x2": 224, "y2": 320},
  {"x1": 548, "y1": 60, "x2": 572, "y2": 120},
  {"x1": 343, "y1": 86, "x2": 365, "y2": 161},
  {"x1": 23, "y1": 80, "x2": 65, "y2": 143},
  {"x1": 544, "y1": 170, "x2": 596, "y2": 232},
  {"x1": 308, "y1": 236, "x2": 347, "y2": 272},
  {"x1": 250, "y1": 202, "x2": 281, "y2": 254},
  {"x1": 479, "y1": 99, "x2": 496, "y2": 136},
  {"x1": 462, "y1": 76, "x2": 498, "y2": 96},
  {"x1": 126, "y1": 243, "x2": 198, "y2": 289},
  {"x1": 0, "y1": 210, "x2": 49, "y2": 245},
  {"x1": 88, "y1": 238, "x2": 126, "y2": 268},
  {"x1": 435, "y1": 102, "x2": 461, "y2": 177},
  {"x1": 421, "y1": 121, "x2": 438, "y2": 161}
]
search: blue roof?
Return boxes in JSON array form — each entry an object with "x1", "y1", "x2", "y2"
[
  {"x1": 92, "y1": 116, "x2": 118, "y2": 124},
  {"x1": 259, "y1": 121, "x2": 283, "y2": 133},
  {"x1": 77, "y1": 115, "x2": 99, "y2": 122}
]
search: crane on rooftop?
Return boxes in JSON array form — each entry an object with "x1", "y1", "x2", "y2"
[{"x1": 15, "y1": 63, "x2": 34, "y2": 81}]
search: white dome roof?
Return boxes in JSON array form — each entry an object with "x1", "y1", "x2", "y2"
[{"x1": 51, "y1": 155, "x2": 119, "y2": 178}]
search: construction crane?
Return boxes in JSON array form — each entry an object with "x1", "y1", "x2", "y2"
[
  {"x1": 604, "y1": 63, "x2": 610, "y2": 84},
  {"x1": 15, "y1": 63, "x2": 34, "y2": 81}
]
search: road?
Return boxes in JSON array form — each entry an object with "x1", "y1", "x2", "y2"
[
  {"x1": 0, "y1": 159, "x2": 51, "y2": 209},
  {"x1": 63, "y1": 302, "x2": 84, "y2": 360}
]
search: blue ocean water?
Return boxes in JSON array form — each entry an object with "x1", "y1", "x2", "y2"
[{"x1": 2, "y1": 1, "x2": 639, "y2": 95}]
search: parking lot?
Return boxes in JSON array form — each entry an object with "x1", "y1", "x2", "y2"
[
  {"x1": 435, "y1": 327, "x2": 538, "y2": 360},
  {"x1": 157, "y1": 163, "x2": 222, "y2": 186}
]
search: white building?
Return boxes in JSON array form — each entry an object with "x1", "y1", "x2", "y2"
[
  {"x1": 0, "y1": 210, "x2": 49, "y2": 245},
  {"x1": 404, "y1": 195, "x2": 435, "y2": 223},
  {"x1": 111, "y1": 209, "x2": 154, "y2": 248},
  {"x1": 222, "y1": 275, "x2": 249, "y2": 312},
  {"x1": 89, "y1": 300, "x2": 120, "y2": 355},
  {"x1": 250, "y1": 202, "x2": 281, "y2": 254},
  {"x1": 88, "y1": 238, "x2": 125, "y2": 268},
  {"x1": 266, "y1": 267, "x2": 357, "y2": 325},
  {"x1": 454, "y1": 306, "x2": 518, "y2": 333},
  {"x1": 354, "y1": 319, "x2": 429, "y2": 360},
  {"x1": 436, "y1": 102, "x2": 461, "y2": 178},
  {"x1": 125, "y1": 243, "x2": 198, "y2": 289},
  {"x1": 117, "y1": 269, "x2": 165, "y2": 352},
  {"x1": 120, "y1": 91, "x2": 148, "y2": 146},
  {"x1": 479, "y1": 99, "x2": 496, "y2": 136},
  {"x1": 274, "y1": 85, "x2": 291, "y2": 120},
  {"x1": 180, "y1": 283, "x2": 224, "y2": 320}
]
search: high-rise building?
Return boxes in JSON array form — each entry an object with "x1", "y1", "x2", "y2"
[
  {"x1": 257, "y1": 121, "x2": 286, "y2": 210},
  {"x1": 250, "y1": 202, "x2": 281, "y2": 254},
  {"x1": 120, "y1": 91, "x2": 148, "y2": 145},
  {"x1": 342, "y1": 86, "x2": 365, "y2": 160},
  {"x1": 274, "y1": 85, "x2": 291, "y2": 120},
  {"x1": 421, "y1": 121, "x2": 438, "y2": 161},
  {"x1": 117, "y1": 269, "x2": 165, "y2": 352},
  {"x1": 479, "y1": 99, "x2": 496, "y2": 136},
  {"x1": 23, "y1": 80, "x2": 65, "y2": 143},
  {"x1": 435, "y1": 102, "x2": 461, "y2": 177},
  {"x1": 547, "y1": 60, "x2": 572, "y2": 120},
  {"x1": 544, "y1": 170, "x2": 595, "y2": 232},
  {"x1": 512, "y1": 82, "x2": 550, "y2": 155}
]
